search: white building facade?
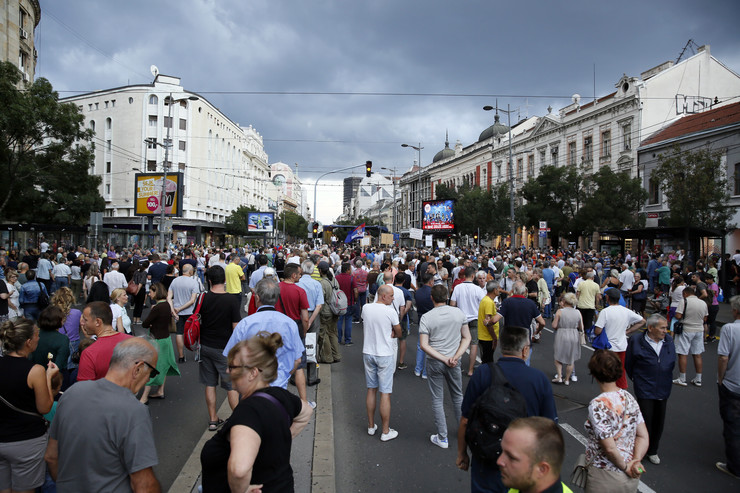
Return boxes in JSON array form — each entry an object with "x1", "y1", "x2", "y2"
[{"x1": 61, "y1": 74, "x2": 270, "y2": 246}]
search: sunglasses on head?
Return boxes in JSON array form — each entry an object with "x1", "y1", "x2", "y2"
[{"x1": 138, "y1": 360, "x2": 159, "y2": 379}]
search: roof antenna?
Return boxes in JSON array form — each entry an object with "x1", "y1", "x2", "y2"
[{"x1": 675, "y1": 39, "x2": 698, "y2": 64}]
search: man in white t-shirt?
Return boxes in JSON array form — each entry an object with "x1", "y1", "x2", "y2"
[
  {"x1": 450, "y1": 266, "x2": 485, "y2": 377},
  {"x1": 594, "y1": 288, "x2": 645, "y2": 390},
  {"x1": 362, "y1": 284, "x2": 402, "y2": 442},
  {"x1": 103, "y1": 261, "x2": 127, "y2": 294},
  {"x1": 673, "y1": 286, "x2": 708, "y2": 387},
  {"x1": 618, "y1": 264, "x2": 635, "y2": 302}
]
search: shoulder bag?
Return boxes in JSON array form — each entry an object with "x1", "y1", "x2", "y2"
[
  {"x1": 672, "y1": 299, "x2": 687, "y2": 335},
  {"x1": 183, "y1": 293, "x2": 205, "y2": 351},
  {"x1": 570, "y1": 453, "x2": 589, "y2": 488}
]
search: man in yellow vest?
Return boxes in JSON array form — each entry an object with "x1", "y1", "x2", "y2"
[{"x1": 497, "y1": 417, "x2": 573, "y2": 493}]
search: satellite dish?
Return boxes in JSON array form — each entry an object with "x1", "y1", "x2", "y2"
[{"x1": 150, "y1": 65, "x2": 159, "y2": 79}]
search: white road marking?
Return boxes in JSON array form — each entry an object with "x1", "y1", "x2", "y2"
[{"x1": 559, "y1": 423, "x2": 657, "y2": 493}]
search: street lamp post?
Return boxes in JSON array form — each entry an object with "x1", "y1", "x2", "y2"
[
  {"x1": 401, "y1": 143, "x2": 423, "y2": 239},
  {"x1": 155, "y1": 93, "x2": 198, "y2": 253},
  {"x1": 381, "y1": 166, "x2": 397, "y2": 236},
  {"x1": 483, "y1": 104, "x2": 516, "y2": 249}
]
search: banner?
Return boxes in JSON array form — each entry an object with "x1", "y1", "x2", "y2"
[{"x1": 134, "y1": 173, "x2": 183, "y2": 217}]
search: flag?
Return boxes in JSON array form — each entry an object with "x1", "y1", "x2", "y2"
[{"x1": 345, "y1": 223, "x2": 365, "y2": 243}]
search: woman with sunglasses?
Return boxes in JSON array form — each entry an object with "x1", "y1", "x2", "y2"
[
  {"x1": 200, "y1": 331, "x2": 313, "y2": 492},
  {"x1": 140, "y1": 282, "x2": 180, "y2": 404}
]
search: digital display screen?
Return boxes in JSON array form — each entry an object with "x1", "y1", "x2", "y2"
[
  {"x1": 422, "y1": 199, "x2": 455, "y2": 232},
  {"x1": 247, "y1": 212, "x2": 275, "y2": 233}
]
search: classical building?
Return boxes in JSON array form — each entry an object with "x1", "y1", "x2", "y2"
[
  {"x1": 398, "y1": 45, "x2": 740, "y2": 248},
  {"x1": 269, "y1": 162, "x2": 307, "y2": 219},
  {"x1": 639, "y1": 101, "x2": 740, "y2": 251},
  {"x1": 61, "y1": 73, "x2": 270, "y2": 246},
  {"x1": 0, "y1": 0, "x2": 40, "y2": 84}
]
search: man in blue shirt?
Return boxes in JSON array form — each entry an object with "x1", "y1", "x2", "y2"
[
  {"x1": 248, "y1": 255, "x2": 269, "y2": 291},
  {"x1": 457, "y1": 326, "x2": 558, "y2": 493},
  {"x1": 414, "y1": 272, "x2": 436, "y2": 378},
  {"x1": 223, "y1": 277, "x2": 307, "y2": 403},
  {"x1": 542, "y1": 261, "x2": 556, "y2": 318}
]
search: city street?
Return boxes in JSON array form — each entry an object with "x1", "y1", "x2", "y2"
[{"x1": 331, "y1": 315, "x2": 738, "y2": 492}]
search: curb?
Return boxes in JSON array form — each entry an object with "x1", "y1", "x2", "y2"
[
  {"x1": 168, "y1": 398, "x2": 233, "y2": 493},
  {"x1": 311, "y1": 365, "x2": 335, "y2": 493}
]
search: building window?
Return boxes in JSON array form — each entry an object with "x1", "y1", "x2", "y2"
[
  {"x1": 19, "y1": 8, "x2": 27, "y2": 28},
  {"x1": 147, "y1": 138, "x2": 157, "y2": 149},
  {"x1": 735, "y1": 163, "x2": 740, "y2": 195},
  {"x1": 179, "y1": 141, "x2": 186, "y2": 151},
  {"x1": 106, "y1": 118, "x2": 111, "y2": 130},
  {"x1": 648, "y1": 177, "x2": 660, "y2": 204},
  {"x1": 106, "y1": 162, "x2": 111, "y2": 173},
  {"x1": 551, "y1": 147, "x2": 558, "y2": 166},
  {"x1": 496, "y1": 163, "x2": 502, "y2": 180},
  {"x1": 539, "y1": 149, "x2": 546, "y2": 165},
  {"x1": 569, "y1": 142, "x2": 577, "y2": 166},
  {"x1": 584, "y1": 136, "x2": 593, "y2": 162},
  {"x1": 89, "y1": 120, "x2": 95, "y2": 131},
  {"x1": 601, "y1": 130, "x2": 611, "y2": 158},
  {"x1": 88, "y1": 104, "x2": 93, "y2": 111},
  {"x1": 517, "y1": 158, "x2": 523, "y2": 181},
  {"x1": 95, "y1": 103, "x2": 99, "y2": 110},
  {"x1": 147, "y1": 160, "x2": 156, "y2": 171},
  {"x1": 149, "y1": 95, "x2": 158, "y2": 105},
  {"x1": 104, "y1": 101, "x2": 109, "y2": 108},
  {"x1": 129, "y1": 97, "x2": 134, "y2": 104},
  {"x1": 178, "y1": 162, "x2": 186, "y2": 171},
  {"x1": 111, "y1": 100, "x2": 116, "y2": 107},
  {"x1": 623, "y1": 123, "x2": 632, "y2": 150},
  {"x1": 164, "y1": 116, "x2": 172, "y2": 128},
  {"x1": 527, "y1": 155, "x2": 534, "y2": 177},
  {"x1": 179, "y1": 119, "x2": 187, "y2": 130},
  {"x1": 106, "y1": 140, "x2": 111, "y2": 152},
  {"x1": 148, "y1": 115, "x2": 157, "y2": 127},
  {"x1": 105, "y1": 184, "x2": 110, "y2": 194}
]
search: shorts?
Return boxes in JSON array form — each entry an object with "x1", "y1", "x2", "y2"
[
  {"x1": 674, "y1": 330, "x2": 705, "y2": 355},
  {"x1": 0, "y1": 434, "x2": 48, "y2": 491},
  {"x1": 199, "y1": 344, "x2": 233, "y2": 390},
  {"x1": 468, "y1": 320, "x2": 479, "y2": 345},
  {"x1": 363, "y1": 354, "x2": 395, "y2": 393},
  {"x1": 399, "y1": 317, "x2": 409, "y2": 341},
  {"x1": 175, "y1": 314, "x2": 189, "y2": 335}
]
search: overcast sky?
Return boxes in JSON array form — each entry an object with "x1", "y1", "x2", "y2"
[{"x1": 35, "y1": 0, "x2": 740, "y2": 223}]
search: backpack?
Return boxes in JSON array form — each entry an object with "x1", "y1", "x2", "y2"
[
  {"x1": 465, "y1": 363, "x2": 528, "y2": 468},
  {"x1": 36, "y1": 281, "x2": 50, "y2": 309},
  {"x1": 326, "y1": 279, "x2": 348, "y2": 316},
  {"x1": 183, "y1": 293, "x2": 205, "y2": 351}
]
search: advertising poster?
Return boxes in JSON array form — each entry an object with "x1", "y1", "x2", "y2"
[
  {"x1": 247, "y1": 212, "x2": 275, "y2": 233},
  {"x1": 422, "y1": 199, "x2": 455, "y2": 232},
  {"x1": 134, "y1": 173, "x2": 183, "y2": 217}
]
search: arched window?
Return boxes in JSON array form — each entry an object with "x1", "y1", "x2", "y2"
[
  {"x1": 148, "y1": 95, "x2": 158, "y2": 105},
  {"x1": 106, "y1": 117, "x2": 112, "y2": 130},
  {"x1": 89, "y1": 120, "x2": 95, "y2": 131}
]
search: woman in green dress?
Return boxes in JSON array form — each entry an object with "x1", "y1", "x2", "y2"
[{"x1": 140, "y1": 282, "x2": 180, "y2": 404}]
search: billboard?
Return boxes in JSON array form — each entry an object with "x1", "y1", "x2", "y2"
[
  {"x1": 134, "y1": 173, "x2": 184, "y2": 217},
  {"x1": 422, "y1": 199, "x2": 455, "y2": 232},
  {"x1": 247, "y1": 212, "x2": 275, "y2": 233}
]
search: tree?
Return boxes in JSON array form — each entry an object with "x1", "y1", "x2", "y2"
[
  {"x1": 0, "y1": 62, "x2": 104, "y2": 223},
  {"x1": 277, "y1": 210, "x2": 309, "y2": 241},
  {"x1": 651, "y1": 145, "x2": 736, "y2": 230},
  {"x1": 224, "y1": 205, "x2": 257, "y2": 236},
  {"x1": 518, "y1": 165, "x2": 584, "y2": 241},
  {"x1": 575, "y1": 166, "x2": 647, "y2": 235}
]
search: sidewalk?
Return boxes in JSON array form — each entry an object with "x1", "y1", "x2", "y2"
[{"x1": 171, "y1": 366, "x2": 334, "y2": 493}]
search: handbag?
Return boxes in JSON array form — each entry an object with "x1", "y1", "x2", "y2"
[
  {"x1": 126, "y1": 278, "x2": 140, "y2": 295},
  {"x1": 183, "y1": 293, "x2": 205, "y2": 351},
  {"x1": 570, "y1": 453, "x2": 589, "y2": 488},
  {"x1": 672, "y1": 299, "x2": 687, "y2": 335},
  {"x1": 592, "y1": 327, "x2": 612, "y2": 350},
  {"x1": 36, "y1": 280, "x2": 50, "y2": 309}
]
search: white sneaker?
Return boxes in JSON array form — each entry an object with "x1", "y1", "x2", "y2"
[
  {"x1": 648, "y1": 454, "x2": 660, "y2": 465},
  {"x1": 430, "y1": 434, "x2": 449, "y2": 449},
  {"x1": 422, "y1": 374, "x2": 428, "y2": 380},
  {"x1": 308, "y1": 401, "x2": 317, "y2": 409},
  {"x1": 380, "y1": 428, "x2": 398, "y2": 441},
  {"x1": 691, "y1": 378, "x2": 702, "y2": 387},
  {"x1": 673, "y1": 378, "x2": 687, "y2": 387},
  {"x1": 368, "y1": 424, "x2": 377, "y2": 436},
  {"x1": 570, "y1": 374, "x2": 578, "y2": 382},
  {"x1": 414, "y1": 371, "x2": 421, "y2": 377}
]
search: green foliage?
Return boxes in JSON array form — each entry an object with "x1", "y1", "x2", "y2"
[
  {"x1": 0, "y1": 61, "x2": 104, "y2": 224},
  {"x1": 576, "y1": 166, "x2": 647, "y2": 234},
  {"x1": 278, "y1": 210, "x2": 309, "y2": 241},
  {"x1": 651, "y1": 145, "x2": 735, "y2": 230},
  {"x1": 224, "y1": 205, "x2": 257, "y2": 235},
  {"x1": 518, "y1": 165, "x2": 584, "y2": 240}
]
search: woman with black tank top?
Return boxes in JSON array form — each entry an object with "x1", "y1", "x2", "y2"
[{"x1": 0, "y1": 318, "x2": 59, "y2": 491}]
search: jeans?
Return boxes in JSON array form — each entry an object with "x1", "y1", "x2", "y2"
[
  {"x1": 337, "y1": 306, "x2": 353, "y2": 343},
  {"x1": 708, "y1": 304, "x2": 720, "y2": 338},
  {"x1": 52, "y1": 277, "x2": 69, "y2": 295},
  {"x1": 415, "y1": 339, "x2": 427, "y2": 377},
  {"x1": 426, "y1": 358, "x2": 463, "y2": 439},
  {"x1": 355, "y1": 291, "x2": 367, "y2": 321},
  {"x1": 719, "y1": 383, "x2": 740, "y2": 475}
]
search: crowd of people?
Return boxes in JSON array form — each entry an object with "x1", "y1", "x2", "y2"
[{"x1": 0, "y1": 240, "x2": 739, "y2": 492}]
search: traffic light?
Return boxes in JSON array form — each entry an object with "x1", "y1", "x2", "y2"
[
  {"x1": 474, "y1": 233, "x2": 478, "y2": 241},
  {"x1": 366, "y1": 160, "x2": 372, "y2": 177},
  {"x1": 312, "y1": 222, "x2": 319, "y2": 234}
]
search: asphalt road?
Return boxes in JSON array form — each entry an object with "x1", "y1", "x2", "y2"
[{"x1": 331, "y1": 315, "x2": 738, "y2": 493}]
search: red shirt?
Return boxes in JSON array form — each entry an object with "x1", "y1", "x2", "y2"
[
  {"x1": 276, "y1": 282, "x2": 309, "y2": 321},
  {"x1": 77, "y1": 332, "x2": 132, "y2": 381},
  {"x1": 336, "y1": 273, "x2": 356, "y2": 305}
]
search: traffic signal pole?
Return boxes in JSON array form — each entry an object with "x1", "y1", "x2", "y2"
[{"x1": 312, "y1": 162, "x2": 370, "y2": 226}]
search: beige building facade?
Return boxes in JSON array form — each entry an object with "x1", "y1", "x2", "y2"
[{"x1": 0, "y1": 0, "x2": 40, "y2": 83}]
